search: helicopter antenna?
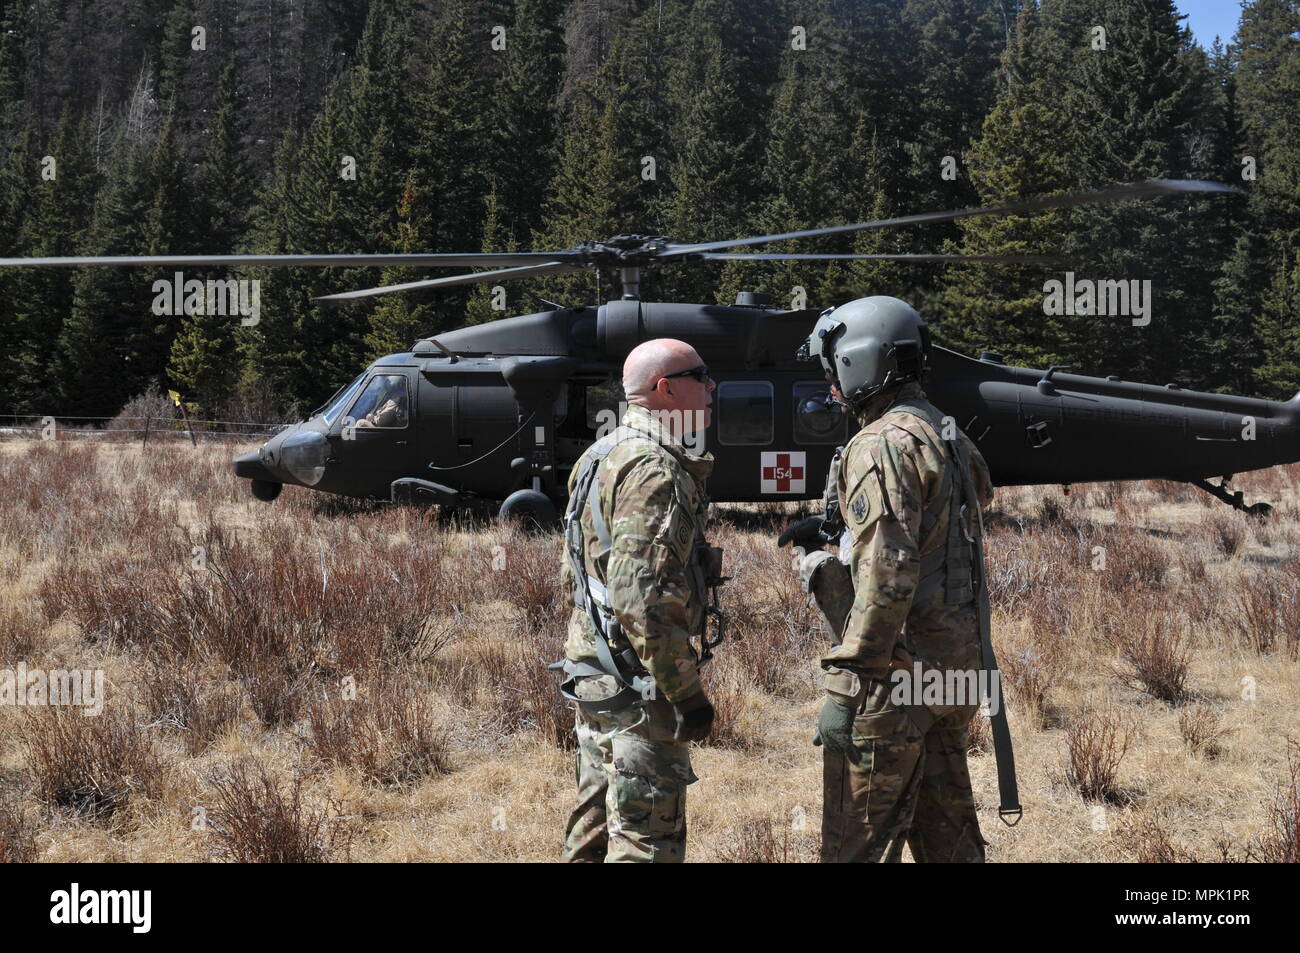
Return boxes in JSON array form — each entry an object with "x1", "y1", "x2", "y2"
[
  {"x1": 528, "y1": 292, "x2": 568, "y2": 311},
  {"x1": 428, "y1": 337, "x2": 459, "y2": 362}
]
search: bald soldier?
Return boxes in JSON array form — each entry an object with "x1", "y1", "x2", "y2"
[
  {"x1": 555, "y1": 338, "x2": 721, "y2": 863},
  {"x1": 783, "y1": 296, "x2": 1017, "y2": 863}
]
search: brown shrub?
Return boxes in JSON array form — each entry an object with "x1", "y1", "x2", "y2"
[
  {"x1": 40, "y1": 552, "x2": 177, "y2": 646},
  {"x1": 1062, "y1": 707, "x2": 1137, "y2": 803},
  {"x1": 1255, "y1": 740, "x2": 1300, "y2": 863},
  {"x1": 491, "y1": 531, "x2": 567, "y2": 627},
  {"x1": 1090, "y1": 481, "x2": 1126, "y2": 510},
  {"x1": 716, "y1": 533, "x2": 820, "y2": 697},
  {"x1": 137, "y1": 654, "x2": 242, "y2": 756},
  {"x1": 966, "y1": 708, "x2": 992, "y2": 754},
  {"x1": 0, "y1": 603, "x2": 38, "y2": 661},
  {"x1": 699, "y1": 666, "x2": 758, "y2": 750},
  {"x1": 999, "y1": 630, "x2": 1068, "y2": 728},
  {"x1": 1096, "y1": 529, "x2": 1169, "y2": 593},
  {"x1": 1217, "y1": 571, "x2": 1300, "y2": 657},
  {"x1": 304, "y1": 676, "x2": 451, "y2": 784},
  {"x1": 1112, "y1": 611, "x2": 1192, "y2": 704},
  {"x1": 107, "y1": 382, "x2": 178, "y2": 434},
  {"x1": 1119, "y1": 811, "x2": 1196, "y2": 863},
  {"x1": 715, "y1": 816, "x2": 783, "y2": 863},
  {"x1": 0, "y1": 793, "x2": 38, "y2": 863},
  {"x1": 473, "y1": 621, "x2": 576, "y2": 750},
  {"x1": 1177, "y1": 704, "x2": 1229, "y2": 759},
  {"x1": 1174, "y1": 540, "x2": 1209, "y2": 585},
  {"x1": 1036, "y1": 495, "x2": 1076, "y2": 530},
  {"x1": 1207, "y1": 514, "x2": 1246, "y2": 557},
  {"x1": 204, "y1": 759, "x2": 354, "y2": 863},
  {"x1": 23, "y1": 707, "x2": 165, "y2": 819}
]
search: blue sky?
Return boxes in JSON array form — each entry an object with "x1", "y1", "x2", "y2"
[{"x1": 1176, "y1": 0, "x2": 1243, "y2": 48}]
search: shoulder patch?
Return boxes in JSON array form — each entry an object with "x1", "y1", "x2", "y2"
[{"x1": 666, "y1": 504, "x2": 695, "y2": 562}]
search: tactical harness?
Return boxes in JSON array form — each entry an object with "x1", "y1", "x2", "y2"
[
  {"x1": 552, "y1": 426, "x2": 726, "y2": 715},
  {"x1": 821, "y1": 401, "x2": 1021, "y2": 825}
]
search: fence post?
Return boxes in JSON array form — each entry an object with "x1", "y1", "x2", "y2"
[
  {"x1": 142, "y1": 416, "x2": 151, "y2": 447},
  {"x1": 176, "y1": 404, "x2": 197, "y2": 448}
]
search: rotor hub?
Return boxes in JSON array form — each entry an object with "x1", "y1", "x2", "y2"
[{"x1": 578, "y1": 235, "x2": 675, "y2": 268}]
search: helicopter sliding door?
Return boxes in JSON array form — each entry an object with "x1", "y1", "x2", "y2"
[{"x1": 416, "y1": 366, "x2": 524, "y2": 499}]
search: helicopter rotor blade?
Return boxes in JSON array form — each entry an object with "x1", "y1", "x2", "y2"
[
  {"x1": 313, "y1": 261, "x2": 589, "y2": 302},
  {"x1": 662, "y1": 179, "x2": 1240, "y2": 257},
  {"x1": 699, "y1": 252, "x2": 1070, "y2": 265},
  {"x1": 0, "y1": 252, "x2": 581, "y2": 269}
]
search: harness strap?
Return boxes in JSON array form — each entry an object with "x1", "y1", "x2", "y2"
[
  {"x1": 951, "y1": 436, "x2": 1022, "y2": 824},
  {"x1": 557, "y1": 428, "x2": 659, "y2": 714},
  {"x1": 885, "y1": 400, "x2": 1022, "y2": 824}
]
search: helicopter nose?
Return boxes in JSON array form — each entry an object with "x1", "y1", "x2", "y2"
[
  {"x1": 234, "y1": 447, "x2": 280, "y2": 483},
  {"x1": 234, "y1": 424, "x2": 299, "y2": 486}
]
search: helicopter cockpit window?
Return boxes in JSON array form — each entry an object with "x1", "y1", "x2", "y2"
[
  {"x1": 793, "y1": 381, "x2": 848, "y2": 444},
  {"x1": 717, "y1": 380, "x2": 773, "y2": 445},
  {"x1": 320, "y1": 374, "x2": 367, "y2": 427},
  {"x1": 346, "y1": 374, "x2": 410, "y2": 429}
]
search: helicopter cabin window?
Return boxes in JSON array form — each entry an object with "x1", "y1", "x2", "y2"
[
  {"x1": 793, "y1": 381, "x2": 848, "y2": 444},
  {"x1": 346, "y1": 374, "x2": 410, "y2": 429},
  {"x1": 717, "y1": 381, "x2": 773, "y2": 445}
]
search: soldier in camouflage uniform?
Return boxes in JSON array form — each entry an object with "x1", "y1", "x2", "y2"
[
  {"x1": 787, "y1": 296, "x2": 997, "y2": 863},
  {"x1": 557, "y1": 338, "x2": 718, "y2": 863}
]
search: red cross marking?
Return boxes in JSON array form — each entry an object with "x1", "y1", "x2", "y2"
[{"x1": 762, "y1": 453, "x2": 805, "y2": 491}]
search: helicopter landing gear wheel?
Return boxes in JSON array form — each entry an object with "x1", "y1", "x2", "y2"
[
  {"x1": 498, "y1": 489, "x2": 558, "y2": 530},
  {"x1": 250, "y1": 479, "x2": 283, "y2": 502}
]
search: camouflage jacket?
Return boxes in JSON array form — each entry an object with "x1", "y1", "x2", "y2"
[
  {"x1": 823, "y1": 382, "x2": 994, "y2": 686},
  {"x1": 562, "y1": 404, "x2": 714, "y2": 704}
]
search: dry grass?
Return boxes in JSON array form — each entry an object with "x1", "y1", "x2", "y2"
[{"x1": 0, "y1": 439, "x2": 1298, "y2": 861}]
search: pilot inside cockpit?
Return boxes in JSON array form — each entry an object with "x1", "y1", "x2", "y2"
[{"x1": 351, "y1": 375, "x2": 409, "y2": 429}]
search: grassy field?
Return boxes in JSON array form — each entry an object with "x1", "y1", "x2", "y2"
[{"x1": 0, "y1": 435, "x2": 1297, "y2": 863}]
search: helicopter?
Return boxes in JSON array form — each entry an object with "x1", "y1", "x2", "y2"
[{"x1": 4, "y1": 178, "x2": 1291, "y2": 522}]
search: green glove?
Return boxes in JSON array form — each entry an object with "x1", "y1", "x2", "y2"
[
  {"x1": 815, "y1": 697, "x2": 860, "y2": 764},
  {"x1": 672, "y1": 689, "x2": 715, "y2": 743},
  {"x1": 777, "y1": 515, "x2": 829, "y2": 551}
]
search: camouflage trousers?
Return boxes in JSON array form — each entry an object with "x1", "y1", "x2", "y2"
[
  {"x1": 822, "y1": 677, "x2": 986, "y2": 863},
  {"x1": 562, "y1": 674, "x2": 697, "y2": 863}
]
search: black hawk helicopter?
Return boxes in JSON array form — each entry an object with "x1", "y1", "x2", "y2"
[{"x1": 4, "y1": 179, "x2": 1291, "y2": 522}]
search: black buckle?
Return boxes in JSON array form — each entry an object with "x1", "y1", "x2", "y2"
[
  {"x1": 999, "y1": 805, "x2": 1024, "y2": 827},
  {"x1": 701, "y1": 602, "x2": 727, "y2": 664}
]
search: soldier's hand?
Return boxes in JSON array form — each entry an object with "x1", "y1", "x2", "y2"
[
  {"x1": 778, "y1": 515, "x2": 828, "y2": 551},
  {"x1": 816, "y1": 697, "x2": 860, "y2": 764},
  {"x1": 672, "y1": 689, "x2": 715, "y2": 743}
]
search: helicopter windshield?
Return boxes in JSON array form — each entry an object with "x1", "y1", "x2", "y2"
[{"x1": 319, "y1": 374, "x2": 367, "y2": 426}]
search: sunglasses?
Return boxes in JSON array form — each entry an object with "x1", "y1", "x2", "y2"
[{"x1": 662, "y1": 365, "x2": 711, "y2": 383}]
